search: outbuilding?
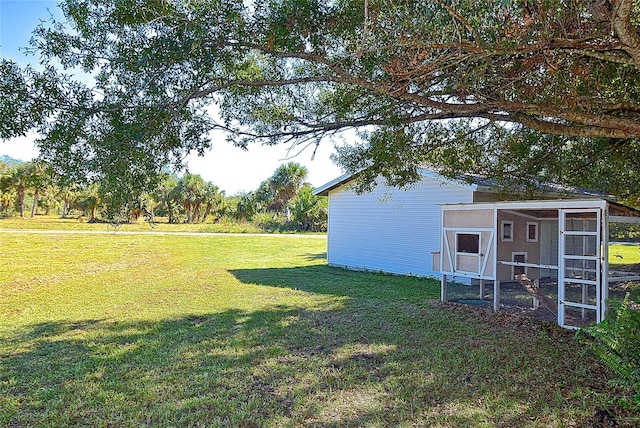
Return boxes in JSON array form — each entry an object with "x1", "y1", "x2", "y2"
[
  {"x1": 313, "y1": 169, "x2": 498, "y2": 278},
  {"x1": 314, "y1": 170, "x2": 640, "y2": 328}
]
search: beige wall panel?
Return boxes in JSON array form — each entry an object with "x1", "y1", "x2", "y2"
[
  {"x1": 432, "y1": 252, "x2": 441, "y2": 272},
  {"x1": 457, "y1": 255, "x2": 479, "y2": 273},
  {"x1": 496, "y1": 212, "x2": 541, "y2": 281},
  {"x1": 443, "y1": 209, "x2": 494, "y2": 228}
]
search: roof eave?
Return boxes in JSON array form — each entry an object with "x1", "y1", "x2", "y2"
[{"x1": 312, "y1": 172, "x2": 354, "y2": 196}]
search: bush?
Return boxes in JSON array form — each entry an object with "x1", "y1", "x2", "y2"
[
  {"x1": 580, "y1": 292, "x2": 640, "y2": 410},
  {"x1": 252, "y1": 212, "x2": 286, "y2": 231},
  {"x1": 289, "y1": 186, "x2": 327, "y2": 232},
  {"x1": 610, "y1": 223, "x2": 640, "y2": 242}
]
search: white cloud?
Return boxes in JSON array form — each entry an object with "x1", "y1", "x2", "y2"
[
  {"x1": 0, "y1": 131, "x2": 40, "y2": 161},
  {"x1": 185, "y1": 139, "x2": 343, "y2": 195}
]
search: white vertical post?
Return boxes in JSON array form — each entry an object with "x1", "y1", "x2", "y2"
[
  {"x1": 601, "y1": 206, "x2": 609, "y2": 323},
  {"x1": 492, "y1": 207, "x2": 498, "y2": 306},
  {"x1": 533, "y1": 279, "x2": 540, "y2": 310},
  {"x1": 581, "y1": 283, "x2": 588, "y2": 320},
  {"x1": 441, "y1": 274, "x2": 448, "y2": 302},
  {"x1": 558, "y1": 209, "x2": 566, "y2": 327}
]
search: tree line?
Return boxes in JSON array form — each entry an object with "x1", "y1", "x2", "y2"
[{"x1": 0, "y1": 159, "x2": 327, "y2": 232}]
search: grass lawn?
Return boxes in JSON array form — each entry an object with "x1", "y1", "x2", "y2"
[
  {"x1": 0, "y1": 215, "x2": 277, "y2": 234},
  {"x1": 609, "y1": 243, "x2": 640, "y2": 270},
  {"x1": 0, "y1": 231, "x2": 637, "y2": 426}
]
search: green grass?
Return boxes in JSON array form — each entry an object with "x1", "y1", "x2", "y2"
[
  {"x1": 0, "y1": 215, "x2": 268, "y2": 234},
  {"x1": 610, "y1": 243, "x2": 640, "y2": 270},
  {"x1": 0, "y1": 232, "x2": 638, "y2": 426}
]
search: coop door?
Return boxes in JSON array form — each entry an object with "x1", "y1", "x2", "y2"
[
  {"x1": 442, "y1": 228, "x2": 494, "y2": 278},
  {"x1": 558, "y1": 209, "x2": 602, "y2": 329},
  {"x1": 455, "y1": 232, "x2": 482, "y2": 274},
  {"x1": 511, "y1": 252, "x2": 527, "y2": 278}
]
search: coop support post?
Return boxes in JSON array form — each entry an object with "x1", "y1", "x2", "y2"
[
  {"x1": 533, "y1": 279, "x2": 540, "y2": 310},
  {"x1": 581, "y1": 283, "x2": 588, "y2": 320},
  {"x1": 601, "y1": 206, "x2": 609, "y2": 323},
  {"x1": 441, "y1": 274, "x2": 447, "y2": 302},
  {"x1": 479, "y1": 279, "x2": 485, "y2": 299},
  {"x1": 493, "y1": 280, "x2": 500, "y2": 311}
]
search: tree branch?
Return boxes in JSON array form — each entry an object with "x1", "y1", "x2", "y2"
[
  {"x1": 611, "y1": 0, "x2": 640, "y2": 67},
  {"x1": 432, "y1": 0, "x2": 481, "y2": 45}
]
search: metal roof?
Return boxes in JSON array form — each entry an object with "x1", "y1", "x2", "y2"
[
  {"x1": 312, "y1": 169, "x2": 478, "y2": 196},
  {"x1": 313, "y1": 168, "x2": 615, "y2": 200}
]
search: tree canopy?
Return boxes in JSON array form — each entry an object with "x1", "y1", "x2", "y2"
[{"x1": 3, "y1": 0, "x2": 640, "y2": 201}]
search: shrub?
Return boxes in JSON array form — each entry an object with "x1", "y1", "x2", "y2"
[
  {"x1": 252, "y1": 212, "x2": 286, "y2": 231},
  {"x1": 610, "y1": 223, "x2": 640, "y2": 242},
  {"x1": 580, "y1": 292, "x2": 640, "y2": 410},
  {"x1": 289, "y1": 185, "x2": 328, "y2": 231}
]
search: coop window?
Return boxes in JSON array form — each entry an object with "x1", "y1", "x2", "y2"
[
  {"x1": 456, "y1": 233, "x2": 480, "y2": 254},
  {"x1": 526, "y1": 222, "x2": 539, "y2": 242},
  {"x1": 501, "y1": 220, "x2": 514, "y2": 242}
]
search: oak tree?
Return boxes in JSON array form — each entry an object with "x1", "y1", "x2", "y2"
[{"x1": 6, "y1": 0, "x2": 640, "y2": 200}]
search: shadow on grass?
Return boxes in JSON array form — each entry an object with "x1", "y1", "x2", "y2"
[
  {"x1": 229, "y1": 265, "x2": 440, "y2": 302},
  {"x1": 303, "y1": 252, "x2": 327, "y2": 261},
  {"x1": 1, "y1": 295, "x2": 622, "y2": 426}
]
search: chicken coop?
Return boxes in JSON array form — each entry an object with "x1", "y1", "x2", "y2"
[{"x1": 433, "y1": 199, "x2": 640, "y2": 329}]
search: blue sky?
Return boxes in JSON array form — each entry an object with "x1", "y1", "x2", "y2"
[
  {"x1": 0, "y1": 0, "x2": 343, "y2": 194},
  {"x1": 1, "y1": 1, "x2": 61, "y2": 61}
]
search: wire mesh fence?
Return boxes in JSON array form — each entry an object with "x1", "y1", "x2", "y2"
[{"x1": 444, "y1": 277, "x2": 637, "y2": 327}]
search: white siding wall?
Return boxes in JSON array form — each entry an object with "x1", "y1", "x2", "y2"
[{"x1": 327, "y1": 178, "x2": 474, "y2": 277}]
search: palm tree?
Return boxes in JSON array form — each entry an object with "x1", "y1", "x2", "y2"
[
  {"x1": 290, "y1": 184, "x2": 328, "y2": 231},
  {"x1": 269, "y1": 162, "x2": 308, "y2": 219},
  {"x1": 128, "y1": 191, "x2": 155, "y2": 223},
  {"x1": 39, "y1": 183, "x2": 60, "y2": 215},
  {"x1": 156, "y1": 174, "x2": 180, "y2": 223},
  {"x1": 25, "y1": 161, "x2": 50, "y2": 218},
  {"x1": 78, "y1": 184, "x2": 102, "y2": 221},
  {"x1": 254, "y1": 180, "x2": 275, "y2": 212},
  {"x1": 201, "y1": 183, "x2": 224, "y2": 222},
  {"x1": 6, "y1": 163, "x2": 30, "y2": 218},
  {"x1": 57, "y1": 183, "x2": 79, "y2": 218},
  {"x1": 174, "y1": 174, "x2": 207, "y2": 223},
  {"x1": 0, "y1": 188, "x2": 14, "y2": 215},
  {"x1": 0, "y1": 166, "x2": 16, "y2": 215},
  {"x1": 235, "y1": 191, "x2": 257, "y2": 221}
]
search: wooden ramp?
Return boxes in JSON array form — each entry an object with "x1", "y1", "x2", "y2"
[{"x1": 514, "y1": 274, "x2": 558, "y2": 317}]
